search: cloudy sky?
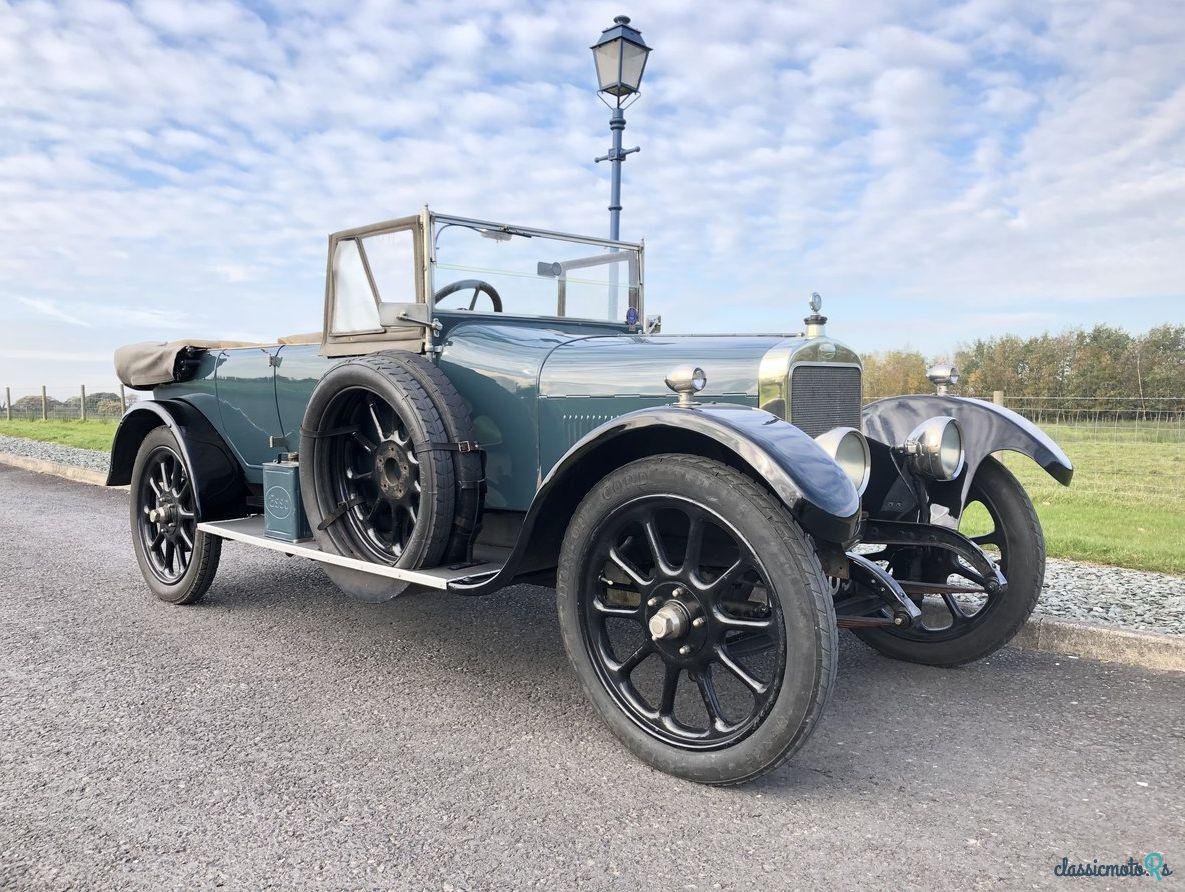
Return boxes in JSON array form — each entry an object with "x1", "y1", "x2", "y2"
[{"x1": 2, "y1": 0, "x2": 1183, "y2": 390}]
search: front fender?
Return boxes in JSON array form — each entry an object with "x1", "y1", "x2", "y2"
[
  {"x1": 549, "y1": 403, "x2": 861, "y2": 539},
  {"x1": 862, "y1": 395, "x2": 1073, "y2": 518},
  {"x1": 451, "y1": 403, "x2": 861, "y2": 595},
  {"x1": 106, "y1": 399, "x2": 247, "y2": 521}
]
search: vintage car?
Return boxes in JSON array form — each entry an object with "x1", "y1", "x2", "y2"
[{"x1": 108, "y1": 209, "x2": 1073, "y2": 785}]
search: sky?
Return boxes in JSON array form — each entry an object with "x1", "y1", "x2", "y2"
[{"x1": 2, "y1": 0, "x2": 1183, "y2": 391}]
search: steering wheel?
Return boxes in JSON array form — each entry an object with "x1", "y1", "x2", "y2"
[{"x1": 434, "y1": 279, "x2": 503, "y2": 313}]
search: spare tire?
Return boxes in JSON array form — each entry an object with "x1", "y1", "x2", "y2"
[
  {"x1": 299, "y1": 354, "x2": 455, "y2": 601},
  {"x1": 376, "y1": 352, "x2": 484, "y2": 564}
]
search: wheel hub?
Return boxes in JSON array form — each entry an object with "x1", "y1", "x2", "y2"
[
  {"x1": 374, "y1": 442, "x2": 411, "y2": 500},
  {"x1": 648, "y1": 600, "x2": 691, "y2": 640},
  {"x1": 149, "y1": 499, "x2": 178, "y2": 530}
]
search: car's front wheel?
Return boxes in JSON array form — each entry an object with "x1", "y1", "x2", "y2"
[
  {"x1": 556, "y1": 455, "x2": 837, "y2": 785},
  {"x1": 854, "y1": 456, "x2": 1044, "y2": 666}
]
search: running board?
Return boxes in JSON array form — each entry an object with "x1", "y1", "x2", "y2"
[{"x1": 196, "y1": 516, "x2": 503, "y2": 591}]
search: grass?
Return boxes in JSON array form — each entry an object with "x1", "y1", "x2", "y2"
[
  {"x1": 965, "y1": 423, "x2": 1185, "y2": 575},
  {"x1": 0, "y1": 419, "x2": 118, "y2": 452},
  {"x1": 0, "y1": 418, "x2": 1181, "y2": 574}
]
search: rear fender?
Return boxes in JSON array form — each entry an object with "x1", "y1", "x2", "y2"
[
  {"x1": 106, "y1": 400, "x2": 248, "y2": 521},
  {"x1": 452, "y1": 403, "x2": 861, "y2": 594},
  {"x1": 861, "y1": 395, "x2": 1073, "y2": 519}
]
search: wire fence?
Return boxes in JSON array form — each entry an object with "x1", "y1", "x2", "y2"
[{"x1": 0, "y1": 384, "x2": 150, "y2": 422}]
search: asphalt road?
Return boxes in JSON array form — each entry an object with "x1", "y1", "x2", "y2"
[{"x1": 1, "y1": 464, "x2": 1182, "y2": 890}]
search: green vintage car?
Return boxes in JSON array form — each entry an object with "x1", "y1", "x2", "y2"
[{"x1": 108, "y1": 209, "x2": 1073, "y2": 784}]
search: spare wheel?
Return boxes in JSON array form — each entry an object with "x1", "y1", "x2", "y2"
[
  {"x1": 375, "y1": 352, "x2": 485, "y2": 564},
  {"x1": 300, "y1": 354, "x2": 455, "y2": 601}
]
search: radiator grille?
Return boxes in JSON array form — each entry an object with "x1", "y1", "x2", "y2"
[{"x1": 789, "y1": 365, "x2": 862, "y2": 437}]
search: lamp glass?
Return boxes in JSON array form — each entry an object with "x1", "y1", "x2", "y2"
[
  {"x1": 619, "y1": 40, "x2": 648, "y2": 92},
  {"x1": 593, "y1": 39, "x2": 624, "y2": 94}
]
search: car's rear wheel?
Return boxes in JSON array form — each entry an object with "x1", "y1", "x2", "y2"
[
  {"x1": 130, "y1": 426, "x2": 221, "y2": 604},
  {"x1": 300, "y1": 355, "x2": 455, "y2": 602},
  {"x1": 854, "y1": 457, "x2": 1044, "y2": 666},
  {"x1": 556, "y1": 455, "x2": 837, "y2": 785}
]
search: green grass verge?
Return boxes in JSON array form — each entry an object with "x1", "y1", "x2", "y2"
[
  {"x1": 970, "y1": 422, "x2": 1184, "y2": 575},
  {"x1": 0, "y1": 419, "x2": 118, "y2": 452},
  {"x1": 0, "y1": 419, "x2": 1180, "y2": 574}
]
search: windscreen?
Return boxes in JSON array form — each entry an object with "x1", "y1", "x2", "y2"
[{"x1": 432, "y1": 221, "x2": 640, "y2": 322}]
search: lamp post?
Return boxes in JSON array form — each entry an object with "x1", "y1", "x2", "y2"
[{"x1": 591, "y1": 15, "x2": 652, "y2": 243}]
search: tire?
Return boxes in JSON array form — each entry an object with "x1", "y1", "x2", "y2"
[
  {"x1": 556, "y1": 455, "x2": 837, "y2": 785},
  {"x1": 129, "y1": 426, "x2": 221, "y2": 604},
  {"x1": 854, "y1": 456, "x2": 1045, "y2": 667},
  {"x1": 299, "y1": 354, "x2": 455, "y2": 602},
  {"x1": 376, "y1": 352, "x2": 483, "y2": 563}
]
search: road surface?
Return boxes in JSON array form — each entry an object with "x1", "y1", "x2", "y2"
[{"x1": 1, "y1": 464, "x2": 1182, "y2": 889}]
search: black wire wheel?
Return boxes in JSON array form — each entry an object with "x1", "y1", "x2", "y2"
[
  {"x1": 300, "y1": 355, "x2": 455, "y2": 602},
  {"x1": 557, "y1": 455, "x2": 837, "y2": 785},
  {"x1": 855, "y1": 456, "x2": 1045, "y2": 666},
  {"x1": 129, "y1": 426, "x2": 221, "y2": 604}
]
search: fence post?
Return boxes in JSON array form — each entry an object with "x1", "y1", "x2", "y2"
[
  {"x1": 119, "y1": 384, "x2": 127, "y2": 412},
  {"x1": 80, "y1": 384, "x2": 87, "y2": 422},
  {"x1": 41, "y1": 386, "x2": 48, "y2": 421},
  {"x1": 992, "y1": 390, "x2": 1004, "y2": 406},
  {"x1": 4, "y1": 386, "x2": 10, "y2": 421}
]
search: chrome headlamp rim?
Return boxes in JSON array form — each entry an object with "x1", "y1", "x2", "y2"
[
  {"x1": 814, "y1": 426, "x2": 871, "y2": 495},
  {"x1": 904, "y1": 416, "x2": 965, "y2": 481}
]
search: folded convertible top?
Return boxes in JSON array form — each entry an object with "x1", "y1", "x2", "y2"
[{"x1": 114, "y1": 340, "x2": 264, "y2": 389}]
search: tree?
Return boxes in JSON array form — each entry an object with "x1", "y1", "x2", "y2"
[{"x1": 862, "y1": 349, "x2": 934, "y2": 398}]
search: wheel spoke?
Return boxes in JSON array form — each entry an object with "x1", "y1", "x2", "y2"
[
  {"x1": 592, "y1": 596, "x2": 640, "y2": 618},
  {"x1": 704, "y1": 556, "x2": 749, "y2": 594},
  {"x1": 148, "y1": 477, "x2": 162, "y2": 498},
  {"x1": 693, "y1": 670, "x2": 730, "y2": 732},
  {"x1": 351, "y1": 431, "x2": 377, "y2": 454},
  {"x1": 941, "y1": 592, "x2": 972, "y2": 624},
  {"x1": 714, "y1": 645, "x2": 769, "y2": 695},
  {"x1": 163, "y1": 539, "x2": 175, "y2": 573},
  {"x1": 970, "y1": 532, "x2": 999, "y2": 547},
  {"x1": 711, "y1": 608, "x2": 773, "y2": 631},
  {"x1": 178, "y1": 526, "x2": 194, "y2": 550},
  {"x1": 641, "y1": 518, "x2": 676, "y2": 576},
  {"x1": 367, "y1": 400, "x2": 387, "y2": 441},
  {"x1": 608, "y1": 547, "x2": 650, "y2": 587},
  {"x1": 682, "y1": 514, "x2": 705, "y2": 574},
  {"x1": 659, "y1": 663, "x2": 680, "y2": 716},
  {"x1": 608, "y1": 640, "x2": 652, "y2": 677},
  {"x1": 951, "y1": 564, "x2": 988, "y2": 587}
]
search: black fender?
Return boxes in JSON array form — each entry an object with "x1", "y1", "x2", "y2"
[
  {"x1": 451, "y1": 402, "x2": 861, "y2": 595},
  {"x1": 861, "y1": 394, "x2": 1073, "y2": 518},
  {"x1": 106, "y1": 399, "x2": 248, "y2": 522}
]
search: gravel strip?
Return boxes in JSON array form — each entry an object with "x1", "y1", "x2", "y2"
[
  {"x1": 0, "y1": 433, "x2": 109, "y2": 474},
  {"x1": 1040, "y1": 558, "x2": 1185, "y2": 636},
  {"x1": 2, "y1": 432, "x2": 1182, "y2": 636}
]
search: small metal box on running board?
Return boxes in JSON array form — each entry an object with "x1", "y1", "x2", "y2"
[{"x1": 262, "y1": 455, "x2": 312, "y2": 543}]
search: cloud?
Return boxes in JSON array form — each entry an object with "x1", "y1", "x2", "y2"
[
  {"x1": 0, "y1": 0, "x2": 1183, "y2": 385},
  {"x1": 18, "y1": 297, "x2": 90, "y2": 327}
]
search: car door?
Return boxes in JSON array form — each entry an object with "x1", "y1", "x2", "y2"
[{"x1": 214, "y1": 346, "x2": 285, "y2": 483}]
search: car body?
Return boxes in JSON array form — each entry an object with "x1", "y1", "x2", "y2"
[{"x1": 108, "y1": 208, "x2": 1074, "y2": 784}]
